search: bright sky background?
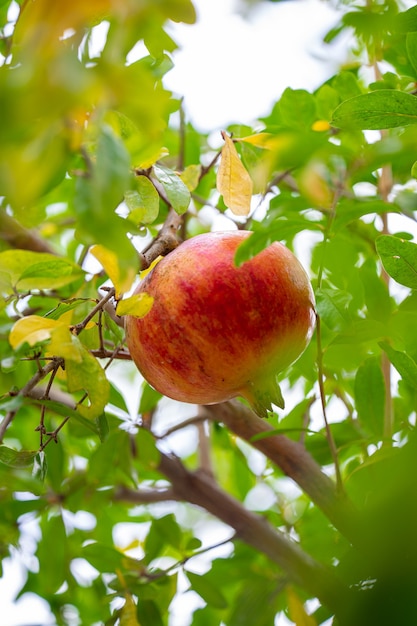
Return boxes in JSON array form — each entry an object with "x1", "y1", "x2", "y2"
[
  {"x1": 1, "y1": 1, "x2": 348, "y2": 625},
  {"x1": 165, "y1": 0, "x2": 346, "y2": 132}
]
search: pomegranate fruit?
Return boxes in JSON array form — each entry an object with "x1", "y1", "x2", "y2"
[{"x1": 125, "y1": 230, "x2": 315, "y2": 417}]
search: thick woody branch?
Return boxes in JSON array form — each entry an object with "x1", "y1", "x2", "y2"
[
  {"x1": 140, "y1": 207, "x2": 183, "y2": 269},
  {"x1": 202, "y1": 400, "x2": 360, "y2": 545},
  {"x1": 156, "y1": 451, "x2": 351, "y2": 617}
]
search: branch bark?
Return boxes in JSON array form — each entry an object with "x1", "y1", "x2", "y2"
[{"x1": 202, "y1": 400, "x2": 360, "y2": 545}]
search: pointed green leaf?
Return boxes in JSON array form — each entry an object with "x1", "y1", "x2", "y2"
[
  {"x1": 136, "y1": 599, "x2": 164, "y2": 626},
  {"x1": 125, "y1": 175, "x2": 159, "y2": 225},
  {"x1": 406, "y1": 32, "x2": 417, "y2": 77},
  {"x1": 186, "y1": 571, "x2": 228, "y2": 610},
  {"x1": 0, "y1": 446, "x2": 37, "y2": 468},
  {"x1": 0, "y1": 250, "x2": 83, "y2": 294},
  {"x1": 332, "y1": 90, "x2": 417, "y2": 130},
  {"x1": 376, "y1": 235, "x2": 417, "y2": 289},
  {"x1": 355, "y1": 358, "x2": 385, "y2": 438},
  {"x1": 379, "y1": 342, "x2": 417, "y2": 391},
  {"x1": 153, "y1": 164, "x2": 190, "y2": 214}
]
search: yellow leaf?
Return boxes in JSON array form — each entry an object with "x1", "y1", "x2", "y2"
[
  {"x1": 9, "y1": 315, "x2": 61, "y2": 350},
  {"x1": 119, "y1": 593, "x2": 140, "y2": 626},
  {"x1": 287, "y1": 587, "x2": 317, "y2": 626},
  {"x1": 137, "y1": 146, "x2": 169, "y2": 169},
  {"x1": 179, "y1": 164, "x2": 202, "y2": 191},
  {"x1": 312, "y1": 120, "x2": 331, "y2": 132},
  {"x1": 139, "y1": 255, "x2": 163, "y2": 280},
  {"x1": 237, "y1": 132, "x2": 275, "y2": 149},
  {"x1": 90, "y1": 244, "x2": 136, "y2": 297},
  {"x1": 116, "y1": 293, "x2": 154, "y2": 318},
  {"x1": 9, "y1": 314, "x2": 84, "y2": 362},
  {"x1": 216, "y1": 131, "x2": 253, "y2": 216}
]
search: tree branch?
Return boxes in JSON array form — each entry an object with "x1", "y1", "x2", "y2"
[
  {"x1": 202, "y1": 400, "x2": 360, "y2": 545},
  {"x1": 156, "y1": 450, "x2": 351, "y2": 617},
  {"x1": 0, "y1": 209, "x2": 57, "y2": 254}
]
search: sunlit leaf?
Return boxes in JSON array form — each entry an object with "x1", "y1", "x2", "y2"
[
  {"x1": 125, "y1": 175, "x2": 160, "y2": 225},
  {"x1": 237, "y1": 132, "x2": 274, "y2": 148},
  {"x1": 10, "y1": 315, "x2": 62, "y2": 350},
  {"x1": 0, "y1": 250, "x2": 83, "y2": 294},
  {"x1": 332, "y1": 90, "x2": 417, "y2": 130},
  {"x1": 216, "y1": 131, "x2": 253, "y2": 216},
  {"x1": 376, "y1": 235, "x2": 417, "y2": 289},
  {"x1": 179, "y1": 164, "x2": 202, "y2": 191},
  {"x1": 379, "y1": 341, "x2": 417, "y2": 391},
  {"x1": 153, "y1": 164, "x2": 191, "y2": 214},
  {"x1": 116, "y1": 293, "x2": 154, "y2": 317},
  {"x1": 90, "y1": 244, "x2": 137, "y2": 297}
]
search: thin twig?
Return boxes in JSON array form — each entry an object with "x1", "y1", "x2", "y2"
[
  {"x1": 0, "y1": 359, "x2": 63, "y2": 442},
  {"x1": 71, "y1": 288, "x2": 116, "y2": 335}
]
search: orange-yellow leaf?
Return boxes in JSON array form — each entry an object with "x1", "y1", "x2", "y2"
[
  {"x1": 139, "y1": 255, "x2": 163, "y2": 280},
  {"x1": 116, "y1": 293, "x2": 154, "y2": 318},
  {"x1": 237, "y1": 132, "x2": 275, "y2": 149},
  {"x1": 287, "y1": 587, "x2": 317, "y2": 626},
  {"x1": 90, "y1": 244, "x2": 136, "y2": 297},
  {"x1": 216, "y1": 131, "x2": 253, "y2": 216}
]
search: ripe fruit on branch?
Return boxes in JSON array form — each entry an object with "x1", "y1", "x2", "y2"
[{"x1": 125, "y1": 231, "x2": 315, "y2": 417}]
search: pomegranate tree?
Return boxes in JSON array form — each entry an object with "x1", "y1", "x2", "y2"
[{"x1": 125, "y1": 230, "x2": 315, "y2": 417}]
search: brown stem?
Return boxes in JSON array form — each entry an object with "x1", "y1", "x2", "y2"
[
  {"x1": 0, "y1": 210, "x2": 57, "y2": 254},
  {"x1": 202, "y1": 400, "x2": 360, "y2": 545},
  {"x1": 71, "y1": 288, "x2": 116, "y2": 335},
  {"x1": 140, "y1": 208, "x2": 183, "y2": 269}
]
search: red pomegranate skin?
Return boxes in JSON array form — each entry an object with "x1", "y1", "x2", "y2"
[{"x1": 125, "y1": 230, "x2": 315, "y2": 417}]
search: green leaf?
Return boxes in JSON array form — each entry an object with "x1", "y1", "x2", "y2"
[
  {"x1": 376, "y1": 235, "x2": 417, "y2": 289},
  {"x1": 0, "y1": 446, "x2": 37, "y2": 468},
  {"x1": 279, "y1": 88, "x2": 316, "y2": 130},
  {"x1": 66, "y1": 344, "x2": 110, "y2": 420},
  {"x1": 125, "y1": 175, "x2": 160, "y2": 225},
  {"x1": 83, "y1": 542, "x2": 142, "y2": 574},
  {"x1": 153, "y1": 164, "x2": 191, "y2": 214},
  {"x1": 136, "y1": 426, "x2": 160, "y2": 469},
  {"x1": 0, "y1": 250, "x2": 83, "y2": 294},
  {"x1": 138, "y1": 382, "x2": 162, "y2": 414},
  {"x1": 136, "y1": 599, "x2": 164, "y2": 626},
  {"x1": 36, "y1": 514, "x2": 68, "y2": 594},
  {"x1": 406, "y1": 32, "x2": 417, "y2": 77},
  {"x1": 234, "y1": 218, "x2": 320, "y2": 266},
  {"x1": 332, "y1": 90, "x2": 417, "y2": 130},
  {"x1": 144, "y1": 514, "x2": 182, "y2": 563},
  {"x1": 354, "y1": 358, "x2": 385, "y2": 438},
  {"x1": 315, "y1": 289, "x2": 352, "y2": 331},
  {"x1": 379, "y1": 342, "x2": 417, "y2": 391},
  {"x1": 186, "y1": 571, "x2": 228, "y2": 610}
]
